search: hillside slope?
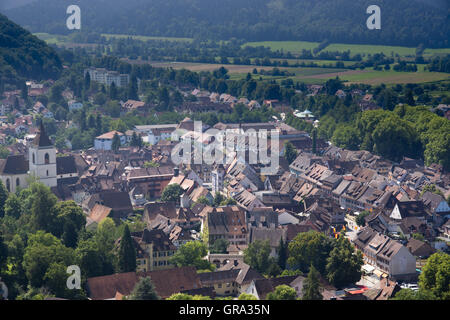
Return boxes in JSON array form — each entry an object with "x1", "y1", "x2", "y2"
[
  {"x1": 2, "y1": 0, "x2": 449, "y2": 48},
  {"x1": 0, "y1": 13, "x2": 62, "y2": 83}
]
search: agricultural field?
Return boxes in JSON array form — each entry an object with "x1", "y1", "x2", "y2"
[
  {"x1": 101, "y1": 33, "x2": 193, "y2": 42},
  {"x1": 243, "y1": 40, "x2": 450, "y2": 59},
  {"x1": 324, "y1": 43, "x2": 417, "y2": 57},
  {"x1": 337, "y1": 69, "x2": 450, "y2": 85},
  {"x1": 147, "y1": 60, "x2": 449, "y2": 85},
  {"x1": 34, "y1": 33, "x2": 68, "y2": 44},
  {"x1": 267, "y1": 58, "x2": 356, "y2": 67},
  {"x1": 243, "y1": 41, "x2": 320, "y2": 54}
]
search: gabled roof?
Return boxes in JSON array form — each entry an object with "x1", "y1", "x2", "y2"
[
  {"x1": 0, "y1": 154, "x2": 29, "y2": 175},
  {"x1": 88, "y1": 204, "x2": 112, "y2": 224},
  {"x1": 143, "y1": 202, "x2": 177, "y2": 222},
  {"x1": 87, "y1": 267, "x2": 201, "y2": 299},
  {"x1": 56, "y1": 155, "x2": 78, "y2": 175},
  {"x1": 134, "y1": 229, "x2": 176, "y2": 252}
]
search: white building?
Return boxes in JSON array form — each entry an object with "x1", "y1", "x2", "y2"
[
  {"x1": 84, "y1": 68, "x2": 130, "y2": 88},
  {"x1": 28, "y1": 123, "x2": 57, "y2": 188},
  {"x1": 134, "y1": 124, "x2": 177, "y2": 145},
  {"x1": 94, "y1": 130, "x2": 126, "y2": 150},
  {"x1": 0, "y1": 124, "x2": 77, "y2": 192}
]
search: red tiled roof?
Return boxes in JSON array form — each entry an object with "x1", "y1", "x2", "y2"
[{"x1": 87, "y1": 267, "x2": 201, "y2": 299}]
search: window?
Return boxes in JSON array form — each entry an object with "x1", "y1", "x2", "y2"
[
  {"x1": 16, "y1": 178, "x2": 20, "y2": 187},
  {"x1": 45, "y1": 153, "x2": 50, "y2": 164},
  {"x1": 46, "y1": 170, "x2": 49, "y2": 176},
  {"x1": 6, "y1": 179, "x2": 10, "y2": 192},
  {"x1": 32, "y1": 153, "x2": 35, "y2": 164}
]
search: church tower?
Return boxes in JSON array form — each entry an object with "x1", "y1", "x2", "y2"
[{"x1": 28, "y1": 123, "x2": 57, "y2": 187}]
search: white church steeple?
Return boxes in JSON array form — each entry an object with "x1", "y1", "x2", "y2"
[{"x1": 28, "y1": 122, "x2": 57, "y2": 187}]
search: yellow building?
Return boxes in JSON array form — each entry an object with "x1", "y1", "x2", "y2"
[{"x1": 133, "y1": 229, "x2": 177, "y2": 272}]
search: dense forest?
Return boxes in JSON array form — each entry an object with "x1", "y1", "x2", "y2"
[
  {"x1": 3, "y1": 0, "x2": 449, "y2": 48},
  {"x1": 0, "y1": 13, "x2": 62, "y2": 84}
]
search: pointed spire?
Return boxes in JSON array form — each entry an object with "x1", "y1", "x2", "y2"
[{"x1": 32, "y1": 121, "x2": 52, "y2": 147}]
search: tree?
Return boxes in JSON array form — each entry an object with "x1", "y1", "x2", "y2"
[
  {"x1": 284, "y1": 142, "x2": 298, "y2": 164},
  {"x1": 210, "y1": 238, "x2": 229, "y2": 254},
  {"x1": 4, "y1": 193, "x2": 22, "y2": 218},
  {"x1": 129, "y1": 277, "x2": 160, "y2": 300},
  {"x1": 405, "y1": 89, "x2": 416, "y2": 106},
  {"x1": 266, "y1": 285, "x2": 297, "y2": 300},
  {"x1": 84, "y1": 72, "x2": 91, "y2": 91},
  {"x1": 109, "y1": 82, "x2": 117, "y2": 100},
  {"x1": 238, "y1": 293, "x2": 258, "y2": 300},
  {"x1": 277, "y1": 238, "x2": 288, "y2": 270},
  {"x1": 170, "y1": 241, "x2": 214, "y2": 271},
  {"x1": 418, "y1": 252, "x2": 450, "y2": 300},
  {"x1": 325, "y1": 236, "x2": 363, "y2": 288},
  {"x1": 111, "y1": 133, "x2": 121, "y2": 152},
  {"x1": 0, "y1": 232, "x2": 7, "y2": 272},
  {"x1": 0, "y1": 180, "x2": 8, "y2": 218},
  {"x1": 244, "y1": 240, "x2": 271, "y2": 274},
  {"x1": 332, "y1": 124, "x2": 361, "y2": 150},
  {"x1": 118, "y1": 225, "x2": 136, "y2": 273},
  {"x1": 372, "y1": 115, "x2": 421, "y2": 162},
  {"x1": 53, "y1": 201, "x2": 86, "y2": 246},
  {"x1": 195, "y1": 196, "x2": 212, "y2": 206},
  {"x1": 75, "y1": 239, "x2": 111, "y2": 278},
  {"x1": 266, "y1": 258, "x2": 282, "y2": 277},
  {"x1": 412, "y1": 233, "x2": 425, "y2": 241},
  {"x1": 167, "y1": 293, "x2": 194, "y2": 300},
  {"x1": 22, "y1": 231, "x2": 75, "y2": 288},
  {"x1": 93, "y1": 218, "x2": 118, "y2": 272},
  {"x1": 43, "y1": 262, "x2": 85, "y2": 299},
  {"x1": 392, "y1": 288, "x2": 437, "y2": 300},
  {"x1": 130, "y1": 132, "x2": 142, "y2": 148},
  {"x1": 356, "y1": 211, "x2": 371, "y2": 227},
  {"x1": 287, "y1": 231, "x2": 332, "y2": 274},
  {"x1": 312, "y1": 129, "x2": 317, "y2": 155},
  {"x1": 167, "y1": 293, "x2": 211, "y2": 300},
  {"x1": 302, "y1": 265, "x2": 323, "y2": 300},
  {"x1": 161, "y1": 184, "x2": 184, "y2": 203},
  {"x1": 420, "y1": 184, "x2": 444, "y2": 197},
  {"x1": 280, "y1": 269, "x2": 303, "y2": 277},
  {"x1": 29, "y1": 183, "x2": 58, "y2": 235},
  {"x1": 127, "y1": 76, "x2": 139, "y2": 101}
]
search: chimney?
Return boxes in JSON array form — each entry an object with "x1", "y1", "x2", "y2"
[{"x1": 174, "y1": 167, "x2": 179, "y2": 177}]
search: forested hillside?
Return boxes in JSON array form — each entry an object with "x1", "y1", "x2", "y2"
[
  {"x1": 0, "y1": 13, "x2": 62, "y2": 84},
  {"x1": 3, "y1": 0, "x2": 449, "y2": 47}
]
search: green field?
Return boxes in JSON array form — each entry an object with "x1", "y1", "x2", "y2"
[
  {"x1": 34, "y1": 33, "x2": 68, "y2": 44},
  {"x1": 267, "y1": 58, "x2": 356, "y2": 67},
  {"x1": 423, "y1": 48, "x2": 450, "y2": 57},
  {"x1": 101, "y1": 33, "x2": 193, "y2": 42},
  {"x1": 324, "y1": 43, "x2": 418, "y2": 57},
  {"x1": 34, "y1": 32, "x2": 193, "y2": 44},
  {"x1": 337, "y1": 70, "x2": 449, "y2": 85},
  {"x1": 243, "y1": 41, "x2": 320, "y2": 53},
  {"x1": 243, "y1": 40, "x2": 450, "y2": 59}
]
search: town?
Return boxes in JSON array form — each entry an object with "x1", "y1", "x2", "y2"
[{"x1": 0, "y1": 1, "x2": 449, "y2": 303}]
